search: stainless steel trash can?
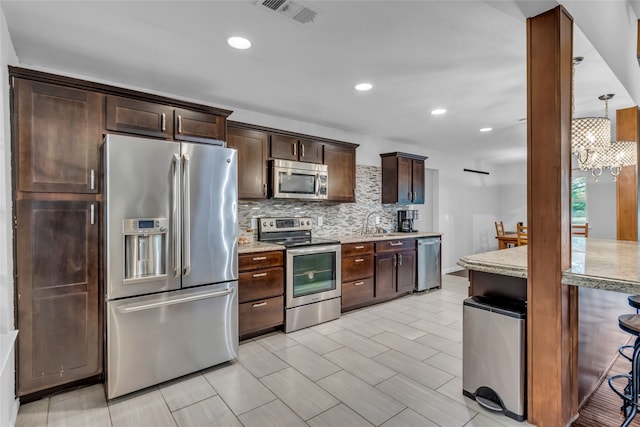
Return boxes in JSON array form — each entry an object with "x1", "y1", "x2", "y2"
[{"x1": 462, "y1": 296, "x2": 526, "y2": 421}]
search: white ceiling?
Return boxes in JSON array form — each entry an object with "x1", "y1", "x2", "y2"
[{"x1": 0, "y1": 0, "x2": 636, "y2": 165}]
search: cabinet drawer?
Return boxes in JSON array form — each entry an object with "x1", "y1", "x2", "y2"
[
  {"x1": 239, "y1": 251, "x2": 283, "y2": 271},
  {"x1": 342, "y1": 254, "x2": 374, "y2": 282},
  {"x1": 375, "y1": 239, "x2": 416, "y2": 253},
  {"x1": 239, "y1": 296, "x2": 284, "y2": 335},
  {"x1": 238, "y1": 267, "x2": 284, "y2": 303},
  {"x1": 342, "y1": 278, "x2": 374, "y2": 309},
  {"x1": 342, "y1": 242, "x2": 373, "y2": 257}
]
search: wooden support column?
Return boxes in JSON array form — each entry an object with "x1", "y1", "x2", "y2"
[
  {"x1": 616, "y1": 106, "x2": 639, "y2": 241},
  {"x1": 527, "y1": 6, "x2": 577, "y2": 427}
]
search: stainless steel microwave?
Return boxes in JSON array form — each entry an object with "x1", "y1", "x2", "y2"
[{"x1": 270, "y1": 159, "x2": 328, "y2": 200}]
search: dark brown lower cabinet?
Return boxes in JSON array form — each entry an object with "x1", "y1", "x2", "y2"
[
  {"x1": 15, "y1": 198, "x2": 101, "y2": 396},
  {"x1": 374, "y1": 244, "x2": 416, "y2": 299},
  {"x1": 396, "y1": 250, "x2": 416, "y2": 293},
  {"x1": 374, "y1": 252, "x2": 397, "y2": 299},
  {"x1": 238, "y1": 250, "x2": 284, "y2": 338}
]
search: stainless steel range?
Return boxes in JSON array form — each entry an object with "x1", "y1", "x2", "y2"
[{"x1": 258, "y1": 217, "x2": 341, "y2": 332}]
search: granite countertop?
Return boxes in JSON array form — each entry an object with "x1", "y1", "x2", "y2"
[
  {"x1": 458, "y1": 237, "x2": 640, "y2": 294},
  {"x1": 333, "y1": 231, "x2": 442, "y2": 244},
  {"x1": 238, "y1": 241, "x2": 285, "y2": 254},
  {"x1": 237, "y1": 231, "x2": 442, "y2": 254}
]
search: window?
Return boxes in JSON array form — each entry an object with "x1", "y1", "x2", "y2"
[{"x1": 571, "y1": 176, "x2": 587, "y2": 224}]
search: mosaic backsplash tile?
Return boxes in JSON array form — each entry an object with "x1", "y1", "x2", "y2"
[{"x1": 238, "y1": 165, "x2": 403, "y2": 240}]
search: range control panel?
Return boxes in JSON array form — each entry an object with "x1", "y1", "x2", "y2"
[{"x1": 259, "y1": 217, "x2": 313, "y2": 233}]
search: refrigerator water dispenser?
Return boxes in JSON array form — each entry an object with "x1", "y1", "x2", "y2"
[{"x1": 123, "y1": 218, "x2": 168, "y2": 281}]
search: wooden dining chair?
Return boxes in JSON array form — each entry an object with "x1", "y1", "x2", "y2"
[
  {"x1": 572, "y1": 223, "x2": 589, "y2": 238},
  {"x1": 494, "y1": 221, "x2": 506, "y2": 237},
  {"x1": 517, "y1": 224, "x2": 528, "y2": 246}
]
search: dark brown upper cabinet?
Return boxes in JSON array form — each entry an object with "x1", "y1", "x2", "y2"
[
  {"x1": 324, "y1": 144, "x2": 356, "y2": 202},
  {"x1": 271, "y1": 134, "x2": 323, "y2": 164},
  {"x1": 173, "y1": 108, "x2": 225, "y2": 143},
  {"x1": 13, "y1": 79, "x2": 101, "y2": 193},
  {"x1": 226, "y1": 125, "x2": 269, "y2": 199},
  {"x1": 106, "y1": 97, "x2": 226, "y2": 143},
  {"x1": 106, "y1": 96, "x2": 173, "y2": 139},
  {"x1": 380, "y1": 152, "x2": 427, "y2": 204}
]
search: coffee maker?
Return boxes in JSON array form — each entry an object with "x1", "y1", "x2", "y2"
[{"x1": 397, "y1": 210, "x2": 418, "y2": 232}]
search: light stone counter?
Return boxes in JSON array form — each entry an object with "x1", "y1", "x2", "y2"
[
  {"x1": 458, "y1": 237, "x2": 640, "y2": 294},
  {"x1": 332, "y1": 231, "x2": 442, "y2": 244},
  {"x1": 237, "y1": 231, "x2": 442, "y2": 254},
  {"x1": 238, "y1": 241, "x2": 284, "y2": 254}
]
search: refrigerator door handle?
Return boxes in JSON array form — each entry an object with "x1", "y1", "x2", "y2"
[
  {"x1": 172, "y1": 154, "x2": 181, "y2": 277},
  {"x1": 182, "y1": 153, "x2": 191, "y2": 277},
  {"x1": 115, "y1": 287, "x2": 233, "y2": 313}
]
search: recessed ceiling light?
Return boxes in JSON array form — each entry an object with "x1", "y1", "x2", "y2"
[
  {"x1": 227, "y1": 36, "x2": 251, "y2": 50},
  {"x1": 480, "y1": 127, "x2": 493, "y2": 132},
  {"x1": 431, "y1": 108, "x2": 446, "y2": 115},
  {"x1": 354, "y1": 82, "x2": 373, "y2": 91}
]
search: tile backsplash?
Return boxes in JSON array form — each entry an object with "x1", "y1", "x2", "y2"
[{"x1": 238, "y1": 165, "x2": 401, "y2": 240}]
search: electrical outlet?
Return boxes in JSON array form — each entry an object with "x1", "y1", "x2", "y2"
[
  {"x1": 375, "y1": 215, "x2": 380, "y2": 225},
  {"x1": 250, "y1": 218, "x2": 258, "y2": 229},
  {"x1": 318, "y1": 216, "x2": 323, "y2": 226}
]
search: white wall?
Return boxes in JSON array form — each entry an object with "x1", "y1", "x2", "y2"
[
  {"x1": 495, "y1": 162, "x2": 527, "y2": 236},
  {"x1": 0, "y1": 5, "x2": 19, "y2": 426},
  {"x1": 495, "y1": 160, "x2": 619, "y2": 242},
  {"x1": 574, "y1": 169, "x2": 617, "y2": 239}
]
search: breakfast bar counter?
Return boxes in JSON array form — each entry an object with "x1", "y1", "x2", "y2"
[
  {"x1": 458, "y1": 237, "x2": 640, "y2": 292},
  {"x1": 457, "y1": 237, "x2": 637, "y2": 410}
]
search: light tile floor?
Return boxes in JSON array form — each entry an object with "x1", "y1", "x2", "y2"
[{"x1": 15, "y1": 275, "x2": 534, "y2": 427}]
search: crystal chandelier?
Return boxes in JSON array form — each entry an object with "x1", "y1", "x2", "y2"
[
  {"x1": 571, "y1": 93, "x2": 612, "y2": 166},
  {"x1": 581, "y1": 140, "x2": 638, "y2": 181}
]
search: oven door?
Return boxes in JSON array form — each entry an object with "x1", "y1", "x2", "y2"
[{"x1": 286, "y1": 244, "x2": 341, "y2": 308}]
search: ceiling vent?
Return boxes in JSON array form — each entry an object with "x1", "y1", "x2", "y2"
[{"x1": 256, "y1": 0, "x2": 319, "y2": 24}]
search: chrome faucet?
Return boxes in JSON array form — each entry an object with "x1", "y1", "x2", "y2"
[{"x1": 362, "y1": 212, "x2": 379, "y2": 235}]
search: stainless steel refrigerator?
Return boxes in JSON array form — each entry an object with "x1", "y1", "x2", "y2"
[{"x1": 104, "y1": 134, "x2": 238, "y2": 399}]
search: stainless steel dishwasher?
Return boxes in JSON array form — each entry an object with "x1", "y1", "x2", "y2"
[{"x1": 416, "y1": 237, "x2": 441, "y2": 291}]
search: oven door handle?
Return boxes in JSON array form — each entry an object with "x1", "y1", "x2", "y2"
[
  {"x1": 286, "y1": 244, "x2": 342, "y2": 256},
  {"x1": 315, "y1": 173, "x2": 320, "y2": 196}
]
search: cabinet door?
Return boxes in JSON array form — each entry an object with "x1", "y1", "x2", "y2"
[
  {"x1": 270, "y1": 134, "x2": 298, "y2": 161},
  {"x1": 174, "y1": 108, "x2": 225, "y2": 143},
  {"x1": 324, "y1": 144, "x2": 355, "y2": 202},
  {"x1": 227, "y1": 128, "x2": 269, "y2": 199},
  {"x1": 105, "y1": 95, "x2": 172, "y2": 139},
  {"x1": 396, "y1": 250, "x2": 416, "y2": 293},
  {"x1": 375, "y1": 252, "x2": 396, "y2": 299},
  {"x1": 14, "y1": 79, "x2": 100, "y2": 193},
  {"x1": 298, "y1": 139, "x2": 323, "y2": 163},
  {"x1": 397, "y1": 156, "x2": 413, "y2": 204},
  {"x1": 15, "y1": 199, "x2": 101, "y2": 396},
  {"x1": 411, "y1": 159, "x2": 425, "y2": 204}
]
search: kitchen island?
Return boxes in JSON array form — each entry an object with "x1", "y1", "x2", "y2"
[{"x1": 458, "y1": 237, "x2": 637, "y2": 410}]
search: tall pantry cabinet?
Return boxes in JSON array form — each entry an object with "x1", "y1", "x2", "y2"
[
  {"x1": 12, "y1": 77, "x2": 102, "y2": 397},
  {"x1": 9, "y1": 67, "x2": 232, "y2": 399}
]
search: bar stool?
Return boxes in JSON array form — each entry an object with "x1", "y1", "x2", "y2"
[
  {"x1": 609, "y1": 314, "x2": 640, "y2": 426},
  {"x1": 618, "y1": 296, "x2": 640, "y2": 362}
]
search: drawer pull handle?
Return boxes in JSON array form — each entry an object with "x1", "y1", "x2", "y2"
[
  {"x1": 354, "y1": 281, "x2": 365, "y2": 286},
  {"x1": 252, "y1": 302, "x2": 267, "y2": 308},
  {"x1": 253, "y1": 272, "x2": 268, "y2": 278},
  {"x1": 354, "y1": 258, "x2": 364, "y2": 263},
  {"x1": 389, "y1": 242, "x2": 403, "y2": 247},
  {"x1": 252, "y1": 256, "x2": 267, "y2": 261},
  {"x1": 355, "y1": 245, "x2": 365, "y2": 249}
]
